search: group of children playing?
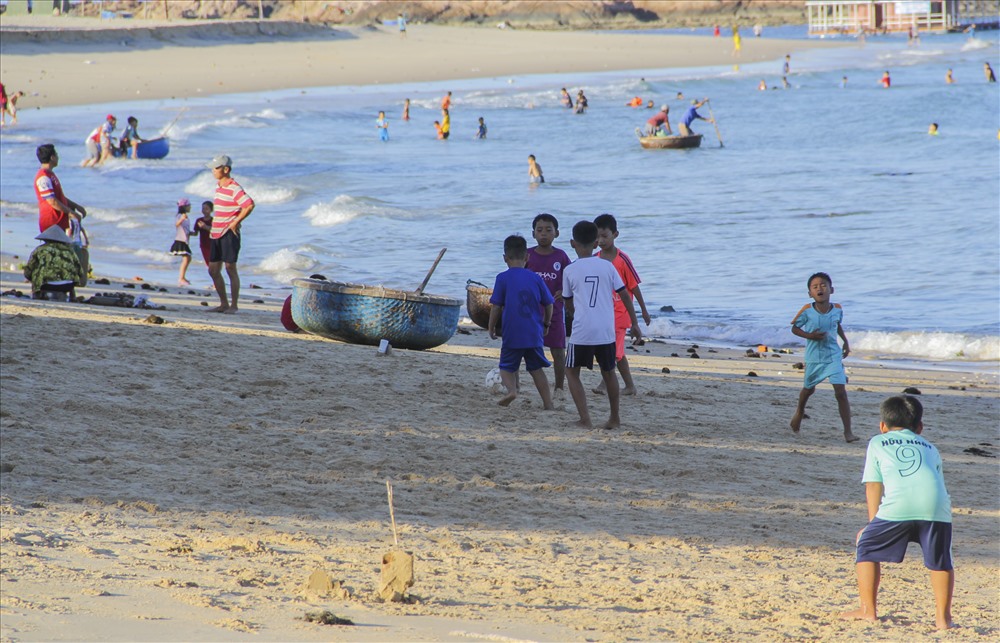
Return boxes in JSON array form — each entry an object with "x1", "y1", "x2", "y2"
[
  {"x1": 169, "y1": 198, "x2": 215, "y2": 287},
  {"x1": 487, "y1": 213, "x2": 956, "y2": 629}
]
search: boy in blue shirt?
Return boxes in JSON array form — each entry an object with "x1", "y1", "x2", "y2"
[
  {"x1": 841, "y1": 395, "x2": 954, "y2": 630},
  {"x1": 789, "y1": 272, "x2": 858, "y2": 442},
  {"x1": 488, "y1": 235, "x2": 555, "y2": 410}
]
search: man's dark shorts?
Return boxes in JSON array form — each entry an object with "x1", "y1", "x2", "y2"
[
  {"x1": 566, "y1": 341, "x2": 617, "y2": 372},
  {"x1": 209, "y1": 231, "x2": 240, "y2": 264}
]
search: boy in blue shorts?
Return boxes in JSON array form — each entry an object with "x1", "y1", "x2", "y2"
[
  {"x1": 563, "y1": 221, "x2": 639, "y2": 429},
  {"x1": 526, "y1": 213, "x2": 570, "y2": 391},
  {"x1": 488, "y1": 235, "x2": 555, "y2": 410},
  {"x1": 789, "y1": 272, "x2": 858, "y2": 442},
  {"x1": 841, "y1": 395, "x2": 954, "y2": 630}
]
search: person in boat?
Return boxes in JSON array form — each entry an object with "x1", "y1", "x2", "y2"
[
  {"x1": 644, "y1": 105, "x2": 672, "y2": 137},
  {"x1": 678, "y1": 99, "x2": 713, "y2": 137},
  {"x1": 118, "y1": 116, "x2": 144, "y2": 159},
  {"x1": 559, "y1": 88, "x2": 573, "y2": 109},
  {"x1": 574, "y1": 90, "x2": 588, "y2": 114}
]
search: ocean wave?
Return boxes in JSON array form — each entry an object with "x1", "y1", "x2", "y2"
[
  {"x1": 303, "y1": 195, "x2": 410, "y2": 227},
  {"x1": 101, "y1": 244, "x2": 172, "y2": 263},
  {"x1": 961, "y1": 37, "x2": 993, "y2": 52},
  {"x1": 0, "y1": 134, "x2": 38, "y2": 144},
  {"x1": 167, "y1": 108, "x2": 283, "y2": 141},
  {"x1": 646, "y1": 318, "x2": 999, "y2": 362},
  {"x1": 184, "y1": 172, "x2": 296, "y2": 204}
]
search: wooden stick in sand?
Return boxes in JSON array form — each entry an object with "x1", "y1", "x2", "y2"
[
  {"x1": 386, "y1": 479, "x2": 399, "y2": 547},
  {"x1": 706, "y1": 100, "x2": 725, "y2": 148},
  {"x1": 380, "y1": 480, "x2": 414, "y2": 600},
  {"x1": 414, "y1": 247, "x2": 447, "y2": 295}
]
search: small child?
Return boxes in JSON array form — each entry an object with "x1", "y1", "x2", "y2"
[
  {"x1": 593, "y1": 213, "x2": 650, "y2": 396},
  {"x1": 928, "y1": 122, "x2": 939, "y2": 136},
  {"x1": 528, "y1": 154, "x2": 544, "y2": 183},
  {"x1": 488, "y1": 235, "x2": 555, "y2": 410},
  {"x1": 376, "y1": 110, "x2": 389, "y2": 141},
  {"x1": 841, "y1": 395, "x2": 954, "y2": 630},
  {"x1": 192, "y1": 201, "x2": 214, "y2": 268},
  {"x1": 526, "y1": 213, "x2": 571, "y2": 390},
  {"x1": 563, "y1": 221, "x2": 639, "y2": 429},
  {"x1": 170, "y1": 198, "x2": 193, "y2": 286},
  {"x1": 475, "y1": 117, "x2": 487, "y2": 139},
  {"x1": 434, "y1": 120, "x2": 443, "y2": 139},
  {"x1": 790, "y1": 272, "x2": 858, "y2": 442}
]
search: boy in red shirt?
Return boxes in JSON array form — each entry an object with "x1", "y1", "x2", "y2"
[{"x1": 593, "y1": 213, "x2": 650, "y2": 396}]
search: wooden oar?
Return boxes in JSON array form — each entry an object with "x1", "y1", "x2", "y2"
[
  {"x1": 159, "y1": 107, "x2": 188, "y2": 138},
  {"x1": 706, "y1": 100, "x2": 724, "y2": 148},
  {"x1": 414, "y1": 247, "x2": 447, "y2": 295}
]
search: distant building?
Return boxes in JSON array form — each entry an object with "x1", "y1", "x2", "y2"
[{"x1": 806, "y1": 0, "x2": 1000, "y2": 36}]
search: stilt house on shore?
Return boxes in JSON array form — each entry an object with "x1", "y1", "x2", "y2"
[{"x1": 806, "y1": 0, "x2": 1000, "y2": 36}]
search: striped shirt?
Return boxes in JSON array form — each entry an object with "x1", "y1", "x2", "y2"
[{"x1": 210, "y1": 178, "x2": 254, "y2": 239}]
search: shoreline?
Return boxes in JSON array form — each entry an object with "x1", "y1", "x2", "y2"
[{"x1": 0, "y1": 19, "x2": 850, "y2": 109}]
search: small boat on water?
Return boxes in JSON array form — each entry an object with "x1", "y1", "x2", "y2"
[
  {"x1": 291, "y1": 278, "x2": 461, "y2": 350},
  {"x1": 635, "y1": 130, "x2": 703, "y2": 149},
  {"x1": 135, "y1": 137, "x2": 170, "y2": 159},
  {"x1": 466, "y1": 280, "x2": 500, "y2": 335}
]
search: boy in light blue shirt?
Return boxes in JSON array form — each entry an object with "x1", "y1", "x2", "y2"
[
  {"x1": 841, "y1": 395, "x2": 954, "y2": 630},
  {"x1": 789, "y1": 272, "x2": 857, "y2": 442}
]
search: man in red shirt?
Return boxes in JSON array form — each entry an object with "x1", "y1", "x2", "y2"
[
  {"x1": 34, "y1": 144, "x2": 87, "y2": 233},
  {"x1": 644, "y1": 105, "x2": 672, "y2": 136},
  {"x1": 206, "y1": 154, "x2": 255, "y2": 314}
]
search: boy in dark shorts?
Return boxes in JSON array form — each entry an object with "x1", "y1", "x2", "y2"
[
  {"x1": 841, "y1": 395, "x2": 954, "y2": 630},
  {"x1": 488, "y1": 235, "x2": 555, "y2": 410},
  {"x1": 526, "y1": 213, "x2": 570, "y2": 391},
  {"x1": 562, "y1": 221, "x2": 639, "y2": 429}
]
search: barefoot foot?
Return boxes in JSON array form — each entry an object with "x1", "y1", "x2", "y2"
[
  {"x1": 498, "y1": 392, "x2": 516, "y2": 407},
  {"x1": 839, "y1": 608, "x2": 877, "y2": 623},
  {"x1": 573, "y1": 419, "x2": 593, "y2": 429},
  {"x1": 845, "y1": 432, "x2": 860, "y2": 443},
  {"x1": 591, "y1": 386, "x2": 606, "y2": 396},
  {"x1": 222, "y1": 306, "x2": 239, "y2": 314},
  {"x1": 209, "y1": 305, "x2": 230, "y2": 313},
  {"x1": 621, "y1": 386, "x2": 637, "y2": 396},
  {"x1": 790, "y1": 412, "x2": 803, "y2": 433}
]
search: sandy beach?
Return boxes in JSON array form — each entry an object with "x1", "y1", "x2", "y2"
[
  {"x1": 0, "y1": 16, "x2": 846, "y2": 108},
  {"x1": 2, "y1": 17, "x2": 999, "y2": 643}
]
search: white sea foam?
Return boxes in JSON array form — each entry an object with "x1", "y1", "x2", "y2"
[
  {"x1": 853, "y1": 330, "x2": 999, "y2": 362},
  {"x1": 167, "y1": 108, "x2": 283, "y2": 141},
  {"x1": 102, "y1": 245, "x2": 172, "y2": 263},
  {"x1": 303, "y1": 195, "x2": 409, "y2": 227}
]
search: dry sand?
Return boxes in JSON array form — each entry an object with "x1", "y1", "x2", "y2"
[
  {"x1": 1, "y1": 271, "x2": 998, "y2": 641},
  {"x1": 0, "y1": 16, "x2": 847, "y2": 108},
  {"x1": 1, "y1": 19, "x2": 998, "y2": 643}
]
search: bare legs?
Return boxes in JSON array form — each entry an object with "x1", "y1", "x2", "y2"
[
  {"x1": 568, "y1": 366, "x2": 621, "y2": 429},
  {"x1": 593, "y1": 355, "x2": 636, "y2": 396},
  {"x1": 841, "y1": 562, "x2": 954, "y2": 630},
  {"x1": 499, "y1": 368, "x2": 553, "y2": 410},
  {"x1": 178, "y1": 254, "x2": 191, "y2": 286},
  {"x1": 790, "y1": 384, "x2": 857, "y2": 442},
  {"x1": 551, "y1": 348, "x2": 566, "y2": 390},
  {"x1": 208, "y1": 260, "x2": 240, "y2": 313}
]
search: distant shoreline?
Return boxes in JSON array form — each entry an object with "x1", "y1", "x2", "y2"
[{"x1": 0, "y1": 18, "x2": 849, "y2": 109}]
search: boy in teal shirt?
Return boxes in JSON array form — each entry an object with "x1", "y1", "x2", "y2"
[{"x1": 841, "y1": 395, "x2": 954, "y2": 630}]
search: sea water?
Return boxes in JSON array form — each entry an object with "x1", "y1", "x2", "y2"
[{"x1": 1, "y1": 28, "x2": 997, "y2": 367}]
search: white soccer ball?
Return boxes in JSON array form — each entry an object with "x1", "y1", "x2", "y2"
[{"x1": 484, "y1": 367, "x2": 507, "y2": 394}]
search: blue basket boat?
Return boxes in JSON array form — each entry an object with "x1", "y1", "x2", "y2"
[
  {"x1": 291, "y1": 278, "x2": 461, "y2": 350},
  {"x1": 135, "y1": 137, "x2": 170, "y2": 159}
]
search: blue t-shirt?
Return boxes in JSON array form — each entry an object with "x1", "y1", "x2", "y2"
[
  {"x1": 681, "y1": 106, "x2": 702, "y2": 127},
  {"x1": 792, "y1": 303, "x2": 843, "y2": 364},
  {"x1": 862, "y1": 429, "x2": 951, "y2": 523},
  {"x1": 490, "y1": 267, "x2": 554, "y2": 349}
]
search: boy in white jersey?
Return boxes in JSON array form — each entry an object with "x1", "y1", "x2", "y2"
[
  {"x1": 562, "y1": 221, "x2": 639, "y2": 430},
  {"x1": 841, "y1": 395, "x2": 954, "y2": 630}
]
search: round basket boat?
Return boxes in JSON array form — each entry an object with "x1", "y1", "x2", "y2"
[
  {"x1": 465, "y1": 280, "x2": 499, "y2": 334},
  {"x1": 291, "y1": 278, "x2": 461, "y2": 350}
]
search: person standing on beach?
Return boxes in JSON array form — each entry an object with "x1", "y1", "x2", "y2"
[
  {"x1": 789, "y1": 272, "x2": 857, "y2": 443},
  {"x1": 170, "y1": 198, "x2": 194, "y2": 287},
  {"x1": 206, "y1": 154, "x2": 254, "y2": 314},
  {"x1": 34, "y1": 144, "x2": 86, "y2": 234},
  {"x1": 192, "y1": 201, "x2": 214, "y2": 268},
  {"x1": 488, "y1": 234, "x2": 555, "y2": 410},
  {"x1": 731, "y1": 26, "x2": 742, "y2": 57},
  {"x1": 562, "y1": 220, "x2": 640, "y2": 430},
  {"x1": 526, "y1": 213, "x2": 571, "y2": 391},
  {"x1": 397, "y1": 13, "x2": 406, "y2": 38},
  {"x1": 783, "y1": 54, "x2": 791, "y2": 75}
]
